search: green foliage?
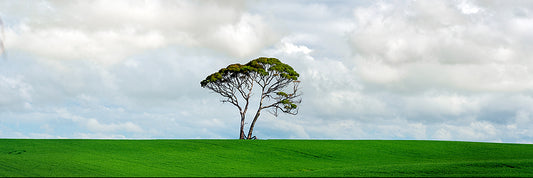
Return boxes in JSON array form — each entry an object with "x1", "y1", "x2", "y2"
[
  {"x1": 280, "y1": 99, "x2": 297, "y2": 109},
  {"x1": 201, "y1": 57, "x2": 300, "y2": 87},
  {"x1": 200, "y1": 63, "x2": 256, "y2": 87},
  {"x1": 246, "y1": 57, "x2": 299, "y2": 80},
  {"x1": 289, "y1": 103, "x2": 297, "y2": 109},
  {"x1": 277, "y1": 92, "x2": 289, "y2": 97},
  {"x1": 1, "y1": 139, "x2": 533, "y2": 177}
]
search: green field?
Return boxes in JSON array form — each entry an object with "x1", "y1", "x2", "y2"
[{"x1": 1, "y1": 139, "x2": 532, "y2": 177}]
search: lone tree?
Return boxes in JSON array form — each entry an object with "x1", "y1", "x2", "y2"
[{"x1": 201, "y1": 57, "x2": 301, "y2": 139}]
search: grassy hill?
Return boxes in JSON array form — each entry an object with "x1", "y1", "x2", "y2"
[{"x1": 1, "y1": 139, "x2": 532, "y2": 177}]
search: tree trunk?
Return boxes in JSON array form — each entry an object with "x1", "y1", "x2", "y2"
[
  {"x1": 247, "y1": 109, "x2": 261, "y2": 139},
  {"x1": 247, "y1": 88, "x2": 266, "y2": 140},
  {"x1": 239, "y1": 113, "x2": 246, "y2": 139},
  {"x1": 240, "y1": 81, "x2": 253, "y2": 139}
]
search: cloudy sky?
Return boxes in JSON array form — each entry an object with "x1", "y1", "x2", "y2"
[{"x1": 1, "y1": 0, "x2": 533, "y2": 143}]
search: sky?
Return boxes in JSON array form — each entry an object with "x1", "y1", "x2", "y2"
[{"x1": 1, "y1": 0, "x2": 533, "y2": 143}]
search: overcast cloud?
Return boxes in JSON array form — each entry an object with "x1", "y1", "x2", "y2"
[{"x1": 1, "y1": 0, "x2": 532, "y2": 143}]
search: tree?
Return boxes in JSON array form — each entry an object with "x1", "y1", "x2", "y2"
[{"x1": 201, "y1": 57, "x2": 301, "y2": 139}]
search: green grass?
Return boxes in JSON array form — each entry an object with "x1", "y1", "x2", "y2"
[{"x1": 1, "y1": 139, "x2": 532, "y2": 177}]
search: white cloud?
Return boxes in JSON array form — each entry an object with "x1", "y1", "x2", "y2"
[
  {"x1": 278, "y1": 41, "x2": 313, "y2": 55},
  {"x1": 86, "y1": 119, "x2": 143, "y2": 133},
  {"x1": 208, "y1": 13, "x2": 278, "y2": 58},
  {"x1": 431, "y1": 121, "x2": 499, "y2": 142},
  {"x1": 2, "y1": 0, "x2": 275, "y2": 65},
  {"x1": 317, "y1": 90, "x2": 387, "y2": 117},
  {"x1": 259, "y1": 118, "x2": 311, "y2": 139},
  {"x1": 56, "y1": 108, "x2": 143, "y2": 134},
  {"x1": 7, "y1": 26, "x2": 166, "y2": 66},
  {"x1": 458, "y1": 0, "x2": 482, "y2": 14},
  {"x1": 356, "y1": 57, "x2": 404, "y2": 84},
  {"x1": 0, "y1": 75, "x2": 33, "y2": 110},
  {"x1": 404, "y1": 90, "x2": 481, "y2": 117},
  {"x1": 350, "y1": 0, "x2": 533, "y2": 92},
  {"x1": 1, "y1": 0, "x2": 533, "y2": 143}
]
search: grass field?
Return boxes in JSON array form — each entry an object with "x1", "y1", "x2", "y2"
[{"x1": 0, "y1": 139, "x2": 532, "y2": 177}]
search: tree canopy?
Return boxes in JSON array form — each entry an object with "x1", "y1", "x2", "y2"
[{"x1": 201, "y1": 57, "x2": 301, "y2": 139}]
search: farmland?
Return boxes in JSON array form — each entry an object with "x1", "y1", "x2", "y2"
[{"x1": 1, "y1": 139, "x2": 532, "y2": 177}]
